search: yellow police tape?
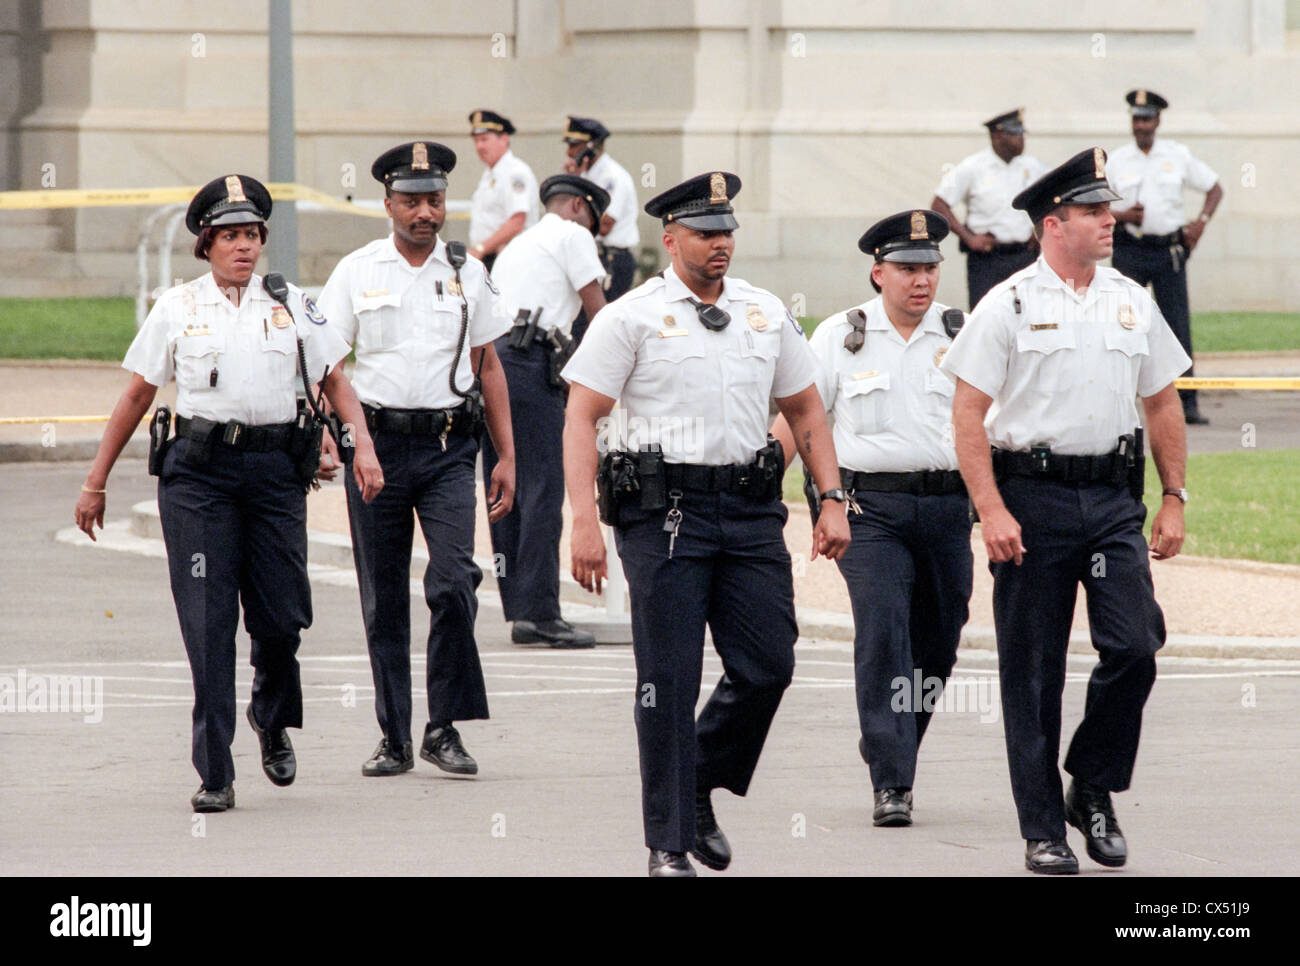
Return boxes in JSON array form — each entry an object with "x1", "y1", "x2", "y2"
[{"x1": 0, "y1": 183, "x2": 468, "y2": 220}]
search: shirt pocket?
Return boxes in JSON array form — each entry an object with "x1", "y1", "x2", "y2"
[
  {"x1": 259, "y1": 327, "x2": 299, "y2": 386},
  {"x1": 839, "y1": 371, "x2": 890, "y2": 434},
  {"x1": 734, "y1": 330, "x2": 779, "y2": 390},
  {"x1": 1015, "y1": 326, "x2": 1077, "y2": 390},
  {"x1": 174, "y1": 333, "x2": 225, "y2": 392},
  {"x1": 640, "y1": 333, "x2": 707, "y2": 396},
  {"x1": 353, "y1": 292, "x2": 402, "y2": 350}
]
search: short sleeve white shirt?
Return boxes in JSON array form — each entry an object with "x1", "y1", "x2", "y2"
[
  {"x1": 585, "y1": 152, "x2": 640, "y2": 249},
  {"x1": 934, "y1": 148, "x2": 1048, "y2": 244},
  {"x1": 1106, "y1": 138, "x2": 1219, "y2": 237},
  {"x1": 469, "y1": 149, "x2": 539, "y2": 246},
  {"x1": 491, "y1": 213, "x2": 605, "y2": 338}
]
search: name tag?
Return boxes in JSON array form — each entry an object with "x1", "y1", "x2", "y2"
[
  {"x1": 851, "y1": 370, "x2": 879, "y2": 380},
  {"x1": 658, "y1": 329, "x2": 689, "y2": 338},
  {"x1": 1029, "y1": 323, "x2": 1059, "y2": 331},
  {"x1": 183, "y1": 327, "x2": 213, "y2": 337},
  {"x1": 362, "y1": 289, "x2": 389, "y2": 298}
]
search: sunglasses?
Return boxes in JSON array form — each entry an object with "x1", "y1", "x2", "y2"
[
  {"x1": 844, "y1": 308, "x2": 867, "y2": 353},
  {"x1": 686, "y1": 297, "x2": 731, "y2": 331}
]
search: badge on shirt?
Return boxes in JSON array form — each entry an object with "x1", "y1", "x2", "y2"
[
  {"x1": 182, "y1": 325, "x2": 212, "y2": 337},
  {"x1": 663, "y1": 315, "x2": 677, "y2": 327},
  {"x1": 1117, "y1": 304, "x2": 1137, "y2": 330},
  {"x1": 746, "y1": 303, "x2": 769, "y2": 332},
  {"x1": 933, "y1": 347, "x2": 948, "y2": 368},
  {"x1": 270, "y1": 306, "x2": 291, "y2": 329},
  {"x1": 445, "y1": 278, "x2": 462, "y2": 298},
  {"x1": 1029, "y1": 323, "x2": 1059, "y2": 331},
  {"x1": 302, "y1": 294, "x2": 326, "y2": 325},
  {"x1": 851, "y1": 370, "x2": 879, "y2": 380}
]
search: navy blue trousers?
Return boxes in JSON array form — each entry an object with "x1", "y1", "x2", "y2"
[
  {"x1": 836, "y1": 491, "x2": 973, "y2": 790},
  {"x1": 615, "y1": 491, "x2": 797, "y2": 853},
  {"x1": 481, "y1": 335, "x2": 565, "y2": 622},
  {"x1": 967, "y1": 247, "x2": 1036, "y2": 310},
  {"x1": 157, "y1": 438, "x2": 310, "y2": 790},
  {"x1": 602, "y1": 246, "x2": 638, "y2": 302},
  {"x1": 1112, "y1": 238, "x2": 1198, "y2": 412},
  {"x1": 991, "y1": 477, "x2": 1165, "y2": 841},
  {"x1": 345, "y1": 430, "x2": 488, "y2": 746}
]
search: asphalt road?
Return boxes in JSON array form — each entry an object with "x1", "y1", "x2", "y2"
[{"x1": 2, "y1": 461, "x2": 1298, "y2": 876}]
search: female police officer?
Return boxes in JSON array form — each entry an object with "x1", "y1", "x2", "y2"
[{"x1": 73, "y1": 174, "x2": 383, "y2": 812}]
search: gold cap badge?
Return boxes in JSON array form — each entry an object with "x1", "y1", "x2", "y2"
[
  {"x1": 709, "y1": 172, "x2": 727, "y2": 204},
  {"x1": 224, "y1": 175, "x2": 246, "y2": 204},
  {"x1": 910, "y1": 210, "x2": 928, "y2": 240},
  {"x1": 1135, "y1": 90, "x2": 1147, "y2": 106},
  {"x1": 1093, "y1": 147, "x2": 1106, "y2": 179},
  {"x1": 412, "y1": 142, "x2": 429, "y2": 170},
  {"x1": 471, "y1": 111, "x2": 482, "y2": 128}
]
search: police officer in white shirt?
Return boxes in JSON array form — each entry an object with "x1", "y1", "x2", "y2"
[
  {"x1": 932, "y1": 109, "x2": 1048, "y2": 310},
  {"x1": 74, "y1": 174, "x2": 383, "y2": 813},
  {"x1": 484, "y1": 174, "x2": 610, "y2": 648},
  {"x1": 562, "y1": 171, "x2": 851, "y2": 877},
  {"x1": 562, "y1": 116, "x2": 641, "y2": 301},
  {"x1": 1107, "y1": 90, "x2": 1223, "y2": 425},
  {"x1": 771, "y1": 210, "x2": 972, "y2": 831},
  {"x1": 467, "y1": 109, "x2": 539, "y2": 272},
  {"x1": 941, "y1": 148, "x2": 1190, "y2": 875},
  {"x1": 316, "y1": 142, "x2": 517, "y2": 780}
]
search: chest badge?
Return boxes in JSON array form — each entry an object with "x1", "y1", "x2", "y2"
[
  {"x1": 270, "y1": 305, "x2": 292, "y2": 329},
  {"x1": 663, "y1": 315, "x2": 677, "y2": 327},
  {"x1": 933, "y1": 347, "x2": 948, "y2": 368},
  {"x1": 445, "y1": 278, "x2": 462, "y2": 298},
  {"x1": 746, "y1": 303, "x2": 769, "y2": 332},
  {"x1": 1117, "y1": 304, "x2": 1137, "y2": 330}
]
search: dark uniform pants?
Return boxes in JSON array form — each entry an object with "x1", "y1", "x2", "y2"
[
  {"x1": 481, "y1": 334, "x2": 566, "y2": 622},
  {"x1": 967, "y1": 247, "x2": 1036, "y2": 310},
  {"x1": 601, "y1": 246, "x2": 637, "y2": 302},
  {"x1": 615, "y1": 491, "x2": 797, "y2": 853},
  {"x1": 345, "y1": 431, "x2": 488, "y2": 746},
  {"x1": 157, "y1": 438, "x2": 310, "y2": 790},
  {"x1": 836, "y1": 492, "x2": 973, "y2": 790},
  {"x1": 991, "y1": 477, "x2": 1165, "y2": 841},
  {"x1": 1112, "y1": 237, "x2": 1198, "y2": 413}
]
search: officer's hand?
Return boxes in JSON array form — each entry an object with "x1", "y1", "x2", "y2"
[
  {"x1": 74, "y1": 488, "x2": 106, "y2": 542},
  {"x1": 570, "y1": 515, "x2": 607, "y2": 596},
  {"x1": 1117, "y1": 204, "x2": 1144, "y2": 225},
  {"x1": 316, "y1": 433, "x2": 341, "y2": 483},
  {"x1": 968, "y1": 233, "x2": 996, "y2": 254},
  {"x1": 352, "y1": 443, "x2": 384, "y2": 503},
  {"x1": 811, "y1": 501, "x2": 851, "y2": 562},
  {"x1": 562, "y1": 157, "x2": 580, "y2": 175},
  {"x1": 980, "y1": 506, "x2": 1025, "y2": 565},
  {"x1": 486, "y1": 455, "x2": 515, "y2": 522},
  {"x1": 1181, "y1": 219, "x2": 1205, "y2": 251},
  {"x1": 1149, "y1": 502, "x2": 1185, "y2": 560}
]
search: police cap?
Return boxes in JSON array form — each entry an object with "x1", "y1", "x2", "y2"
[
  {"x1": 185, "y1": 174, "x2": 272, "y2": 236},
  {"x1": 1013, "y1": 147, "x2": 1122, "y2": 223},
  {"x1": 985, "y1": 108, "x2": 1025, "y2": 135},
  {"x1": 468, "y1": 109, "x2": 516, "y2": 135},
  {"x1": 857, "y1": 209, "x2": 948, "y2": 263},
  {"x1": 563, "y1": 116, "x2": 611, "y2": 144},
  {"x1": 644, "y1": 171, "x2": 742, "y2": 231},
  {"x1": 540, "y1": 174, "x2": 611, "y2": 236},
  {"x1": 370, "y1": 141, "x2": 456, "y2": 193},
  {"x1": 1126, "y1": 89, "x2": 1168, "y2": 118}
]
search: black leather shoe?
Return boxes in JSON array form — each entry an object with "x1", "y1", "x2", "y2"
[
  {"x1": 1065, "y1": 779, "x2": 1128, "y2": 867},
  {"x1": 648, "y1": 849, "x2": 696, "y2": 877},
  {"x1": 1184, "y1": 410, "x2": 1210, "y2": 425},
  {"x1": 361, "y1": 737, "x2": 414, "y2": 777},
  {"x1": 191, "y1": 784, "x2": 234, "y2": 813},
  {"x1": 511, "y1": 619, "x2": 597, "y2": 648},
  {"x1": 872, "y1": 788, "x2": 914, "y2": 827},
  {"x1": 420, "y1": 723, "x2": 478, "y2": 775},
  {"x1": 691, "y1": 789, "x2": 732, "y2": 871},
  {"x1": 246, "y1": 703, "x2": 295, "y2": 787},
  {"x1": 1025, "y1": 839, "x2": 1079, "y2": 875}
]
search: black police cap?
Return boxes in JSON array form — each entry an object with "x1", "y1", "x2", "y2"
[
  {"x1": 539, "y1": 174, "x2": 611, "y2": 236},
  {"x1": 1013, "y1": 147, "x2": 1122, "y2": 223},
  {"x1": 370, "y1": 141, "x2": 456, "y2": 193},
  {"x1": 858, "y1": 209, "x2": 949, "y2": 263},
  {"x1": 985, "y1": 108, "x2": 1025, "y2": 135},
  {"x1": 185, "y1": 174, "x2": 272, "y2": 236},
  {"x1": 468, "y1": 109, "x2": 515, "y2": 135},
  {"x1": 1126, "y1": 89, "x2": 1168, "y2": 118},
  {"x1": 644, "y1": 171, "x2": 742, "y2": 231},
  {"x1": 563, "y1": 116, "x2": 611, "y2": 143}
]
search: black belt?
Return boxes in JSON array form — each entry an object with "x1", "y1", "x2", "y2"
[
  {"x1": 992, "y1": 449, "x2": 1127, "y2": 483},
  {"x1": 175, "y1": 415, "x2": 293, "y2": 452},
  {"x1": 362, "y1": 402, "x2": 475, "y2": 437},
  {"x1": 1116, "y1": 228, "x2": 1183, "y2": 248},
  {"x1": 663, "y1": 462, "x2": 758, "y2": 494},
  {"x1": 841, "y1": 468, "x2": 966, "y2": 496}
]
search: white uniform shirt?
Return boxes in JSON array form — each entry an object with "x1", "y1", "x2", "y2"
[
  {"x1": 1106, "y1": 138, "x2": 1218, "y2": 237},
  {"x1": 940, "y1": 257, "x2": 1191, "y2": 456},
  {"x1": 124, "y1": 272, "x2": 346, "y2": 425},
  {"x1": 563, "y1": 266, "x2": 818, "y2": 465},
  {"x1": 491, "y1": 212, "x2": 605, "y2": 338},
  {"x1": 810, "y1": 298, "x2": 960, "y2": 473},
  {"x1": 316, "y1": 235, "x2": 510, "y2": 409},
  {"x1": 584, "y1": 152, "x2": 640, "y2": 249},
  {"x1": 468, "y1": 149, "x2": 539, "y2": 246},
  {"x1": 934, "y1": 148, "x2": 1048, "y2": 244}
]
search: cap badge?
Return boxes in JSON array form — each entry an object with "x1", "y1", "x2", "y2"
[
  {"x1": 1117, "y1": 304, "x2": 1137, "y2": 330},
  {"x1": 910, "y1": 210, "x2": 928, "y2": 240},
  {"x1": 1016, "y1": 108, "x2": 1024, "y2": 123},
  {"x1": 412, "y1": 142, "x2": 429, "y2": 170},
  {"x1": 1136, "y1": 90, "x2": 1147, "y2": 106},
  {"x1": 471, "y1": 111, "x2": 483, "y2": 128},
  {"x1": 1093, "y1": 147, "x2": 1106, "y2": 179},
  {"x1": 224, "y1": 175, "x2": 246, "y2": 204},
  {"x1": 709, "y1": 172, "x2": 727, "y2": 205},
  {"x1": 746, "y1": 303, "x2": 769, "y2": 332}
]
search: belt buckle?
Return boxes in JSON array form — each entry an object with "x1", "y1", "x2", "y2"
[{"x1": 222, "y1": 421, "x2": 245, "y2": 447}]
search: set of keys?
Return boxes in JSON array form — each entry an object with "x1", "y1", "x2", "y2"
[{"x1": 662, "y1": 490, "x2": 684, "y2": 559}]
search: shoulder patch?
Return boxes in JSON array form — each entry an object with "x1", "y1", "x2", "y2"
[
  {"x1": 302, "y1": 293, "x2": 326, "y2": 325},
  {"x1": 484, "y1": 272, "x2": 499, "y2": 296},
  {"x1": 786, "y1": 309, "x2": 805, "y2": 337}
]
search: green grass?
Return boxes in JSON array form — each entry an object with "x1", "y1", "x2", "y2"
[
  {"x1": 0, "y1": 297, "x2": 138, "y2": 361},
  {"x1": 784, "y1": 449, "x2": 1299, "y2": 565}
]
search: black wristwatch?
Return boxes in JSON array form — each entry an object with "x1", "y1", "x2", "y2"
[{"x1": 819, "y1": 488, "x2": 847, "y2": 504}]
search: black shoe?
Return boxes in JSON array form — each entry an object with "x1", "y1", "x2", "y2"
[
  {"x1": 1065, "y1": 779, "x2": 1128, "y2": 867},
  {"x1": 691, "y1": 789, "x2": 732, "y2": 871},
  {"x1": 1025, "y1": 839, "x2": 1079, "y2": 875},
  {"x1": 420, "y1": 723, "x2": 478, "y2": 775},
  {"x1": 511, "y1": 619, "x2": 596, "y2": 648},
  {"x1": 191, "y1": 784, "x2": 234, "y2": 813},
  {"x1": 1184, "y1": 410, "x2": 1210, "y2": 425},
  {"x1": 872, "y1": 788, "x2": 914, "y2": 827},
  {"x1": 245, "y1": 703, "x2": 295, "y2": 787},
  {"x1": 361, "y1": 737, "x2": 414, "y2": 777},
  {"x1": 648, "y1": 849, "x2": 697, "y2": 877}
]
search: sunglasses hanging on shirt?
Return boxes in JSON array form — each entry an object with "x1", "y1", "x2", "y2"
[
  {"x1": 685, "y1": 297, "x2": 731, "y2": 331},
  {"x1": 844, "y1": 308, "x2": 867, "y2": 353}
]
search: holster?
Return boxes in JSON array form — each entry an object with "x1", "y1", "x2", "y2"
[
  {"x1": 147, "y1": 406, "x2": 172, "y2": 477},
  {"x1": 508, "y1": 308, "x2": 540, "y2": 351},
  {"x1": 1127, "y1": 427, "x2": 1146, "y2": 501},
  {"x1": 736, "y1": 436, "x2": 784, "y2": 502},
  {"x1": 636, "y1": 444, "x2": 666, "y2": 510},
  {"x1": 179, "y1": 415, "x2": 218, "y2": 470},
  {"x1": 287, "y1": 405, "x2": 325, "y2": 492},
  {"x1": 545, "y1": 329, "x2": 576, "y2": 390}
]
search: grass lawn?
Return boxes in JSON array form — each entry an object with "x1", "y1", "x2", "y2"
[
  {"x1": 783, "y1": 448, "x2": 1299, "y2": 565},
  {"x1": 0, "y1": 297, "x2": 137, "y2": 361}
]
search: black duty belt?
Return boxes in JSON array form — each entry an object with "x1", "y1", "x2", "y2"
[
  {"x1": 362, "y1": 402, "x2": 475, "y2": 437},
  {"x1": 841, "y1": 468, "x2": 966, "y2": 496},
  {"x1": 175, "y1": 415, "x2": 293, "y2": 452},
  {"x1": 1116, "y1": 229, "x2": 1183, "y2": 248},
  {"x1": 663, "y1": 462, "x2": 760, "y2": 494},
  {"x1": 992, "y1": 449, "x2": 1127, "y2": 483}
]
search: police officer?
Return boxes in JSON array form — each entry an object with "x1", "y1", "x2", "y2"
[
  {"x1": 73, "y1": 174, "x2": 383, "y2": 812},
  {"x1": 1107, "y1": 90, "x2": 1223, "y2": 425},
  {"x1": 562, "y1": 172, "x2": 852, "y2": 876},
  {"x1": 931, "y1": 109, "x2": 1048, "y2": 310},
  {"x1": 561, "y1": 116, "x2": 641, "y2": 301},
  {"x1": 467, "y1": 110, "x2": 539, "y2": 271},
  {"x1": 484, "y1": 174, "x2": 610, "y2": 647},
  {"x1": 771, "y1": 210, "x2": 973, "y2": 829},
  {"x1": 941, "y1": 148, "x2": 1190, "y2": 874},
  {"x1": 316, "y1": 142, "x2": 516, "y2": 778}
]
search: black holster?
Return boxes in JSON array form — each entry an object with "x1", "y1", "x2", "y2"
[
  {"x1": 288, "y1": 404, "x2": 325, "y2": 492},
  {"x1": 179, "y1": 415, "x2": 218, "y2": 470},
  {"x1": 595, "y1": 444, "x2": 665, "y2": 526},
  {"x1": 508, "y1": 308, "x2": 541, "y2": 351},
  {"x1": 736, "y1": 436, "x2": 784, "y2": 502},
  {"x1": 545, "y1": 328, "x2": 576, "y2": 390},
  {"x1": 147, "y1": 406, "x2": 172, "y2": 477},
  {"x1": 1126, "y1": 427, "x2": 1146, "y2": 501}
]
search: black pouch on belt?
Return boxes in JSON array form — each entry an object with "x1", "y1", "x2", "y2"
[
  {"x1": 147, "y1": 405, "x2": 172, "y2": 477},
  {"x1": 636, "y1": 444, "x2": 667, "y2": 510},
  {"x1": 180, "y1": 415, "x2": 218, "y2": 470},
  {"x1": 288, "y1": 404, "x2": 325, "y2": 491},
  {"x1": 1127, "y1": 427, "x2": 1146, "y2": 501}
]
